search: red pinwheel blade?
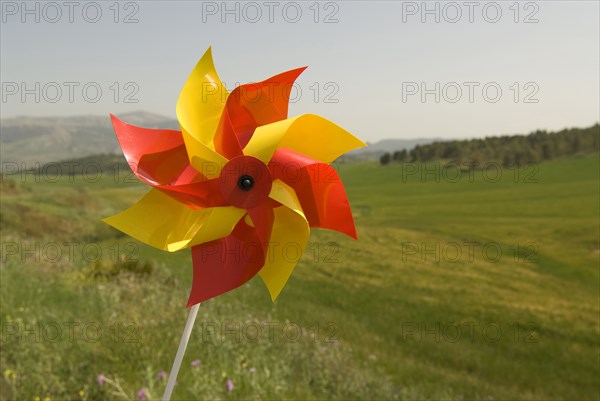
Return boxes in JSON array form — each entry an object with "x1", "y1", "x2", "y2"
[
  {"x1": 111, "y1": 114, "x2": 229, "y2": 209},
  {"x1": 187, "y1": 212, "x2": 272, "y2": 306},
  {"x1": 162, "y1": 179, "x2": 227, "y2": 209},
  {"x1": 214, "y1": 67, "x2": 307, "y2": 159},
  {"x1": 269, "y1": 148, "x2": 357, "y2": 239},
  {"x1": 247, "y1": 198, "x2": 275, "y2": 245},
  {"x1": 187, "y1": 199, "x2": 275, "y2": 306},
  {"x1": 110, "y1": 114, "x2": 194, "y2": 186}
]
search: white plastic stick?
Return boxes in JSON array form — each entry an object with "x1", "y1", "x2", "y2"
[{"x1": 162, "y1": 303, "x2": 200, "y2": 401}]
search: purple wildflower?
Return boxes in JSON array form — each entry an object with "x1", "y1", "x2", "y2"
[
  {"x1": 97, "y1": 374, "x2": 105, "y2": 385},
  {"x1": 191, "y1": 359, "x2": 201, "y2": 367},
  {"x1": 157, "y1": 371, "x2": 167, "y2": 381},
  {"x1": 226, "y1": 379, "x2": 234, "y2": 392},
  {"x1": 136, "y1": 388, "x2": 146, "y2": 401}
]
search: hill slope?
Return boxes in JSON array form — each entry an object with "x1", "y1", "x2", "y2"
[
  {"x1": 0, "y1": 112, "x2": 179, "y2": 165},
  {"x1": 1, "y1": 155, "x2": 598, "y2": 400}
]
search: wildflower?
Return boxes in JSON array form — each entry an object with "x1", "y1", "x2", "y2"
[
  {"x1": 136, "y1": 388, "x2": 146, "y2": 401},
  {"x1": 249, "y1": 367, "x2": 256, "y2": 374},
  {"x1": 3, "y1": 369, "x2": 12, "y2": 378},
  {"x1": 226, "y1": 379, "x2": 234, "y2": 392},
  {"x1": 34, "y1": 397, "x2": 41, "y2": 401},
  {"x1": 97, "y1": 374, "x2": 105, "y2": 385},
  {"x1": 191, "y1": 359, "x2": 201, "y2": 367},
  {"x1": 157, "y1": 371, "x2": 167, "y2": 381},
  {"x1": 43, "y1": 397, "x2": 51, "y2": 401},
  {"x1": 79, "y1": 390, "x2": 85, "y2": 397}
]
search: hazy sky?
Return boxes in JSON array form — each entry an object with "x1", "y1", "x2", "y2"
[{"x1": 1, "y1": 1, "x2": 598, "y2": 142}]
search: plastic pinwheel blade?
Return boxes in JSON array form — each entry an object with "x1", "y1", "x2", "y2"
[{"x1": 104, "y1": 47, "x2": 366, "y2": 306}]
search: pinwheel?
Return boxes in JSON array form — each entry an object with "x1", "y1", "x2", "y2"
[{"x1": 103, "y1": 47, "x2": 365, "y2": 400}]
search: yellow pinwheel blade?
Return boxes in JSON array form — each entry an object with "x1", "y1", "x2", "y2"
[
  {"x1": 103, "y1": 189, "x2": 245, "y2": 252},
  {"x1": 182, "y1": 135, "x2": 228, "y2": 179},
  {"x1": 243, "y1": 114, "x2": 366, "y2": 164},
  {"x1": 259, "y1": 183, "x2": 310, "y2": 301},
  {"x1": 269, "y1": 179, "x2": 305, "y2": 217},
  {"x1": 177, "y1": 47, "x2": 229, "y2": 177},
  {"x1": 177, "y1": 47, "x2": 228, "y2": 148}
]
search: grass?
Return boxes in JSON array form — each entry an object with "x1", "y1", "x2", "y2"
[{"x1": 0, "y1": 155, "x2": 598, "y2": 400}]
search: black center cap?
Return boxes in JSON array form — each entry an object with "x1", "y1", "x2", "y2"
[{"x1": 238, "y1": 175, "x2": 254, "y2": 191}]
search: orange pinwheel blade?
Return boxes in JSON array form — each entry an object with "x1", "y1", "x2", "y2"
[
  {"x1": 187, "y1": 196, "x2": 276, "y2": 305},
  {"x1": 110, "y1": 114, "x2": 194, "y2": 186},
  {"x1": 187, "y1": 218, "x2": 264, "y2": 305},
  {"x1": 214, "y1": 67, "x2": 307, "y2": 159},
  {"x1": 111, "y1": 114, "x2": 228, "y2": 209},
  {"x1": 269, "y1": 148, "x2": 357, "y2": 239}
]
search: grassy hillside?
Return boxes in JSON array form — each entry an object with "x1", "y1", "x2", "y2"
[{"x1": 1, "y1": 155, "x2": 598, "y2": 400}]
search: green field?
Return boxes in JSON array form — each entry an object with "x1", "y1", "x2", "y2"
[{"x1": 1, "y1": 155, "x2": 599, "y2": 400}]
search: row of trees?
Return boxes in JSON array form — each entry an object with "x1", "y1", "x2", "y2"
[{"x1": 381, "y1": 124, "x2": 599, "y2": 166}]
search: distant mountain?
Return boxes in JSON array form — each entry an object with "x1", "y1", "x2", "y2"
[
  {"x1": 0, "y1": 111, "x2": 440, "y2": 165},
  {"x1": 343, "y1": 138, "x2": 443, "y2": 161},
  {"x1": 0, "y1": 111, "x2": 178, "y2": 165}
]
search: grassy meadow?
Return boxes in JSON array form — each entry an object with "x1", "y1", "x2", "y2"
[{"x1": 1, "y1": 155, "x2": 599, "y2": 400}]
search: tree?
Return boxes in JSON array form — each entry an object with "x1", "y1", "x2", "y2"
[
  {"x1": 393, "y1": 123, "x2": 598, "y2": 167},
  {"x1": 393, "y1": 149, "x2": 408, "y2": 162},
  {"x1": 380, "y1": 152, "x2": 391, "y2": 165}
]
